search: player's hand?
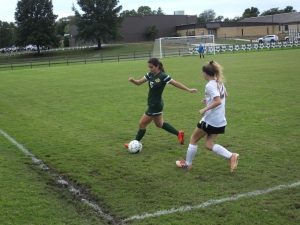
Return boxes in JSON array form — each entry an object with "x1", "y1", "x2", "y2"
[
  {"x1": 189, "y1": 88, "x2": 198, "y2": 93},
  {"x1": 128, "y1": 77, "x2": 134, "y2": 83},
  {"x1": 202, "y1": 99, "x2": 207, "y2": 104},
  {"x1": 199, "y1": 108, "x2": 206, "y2": 115}
]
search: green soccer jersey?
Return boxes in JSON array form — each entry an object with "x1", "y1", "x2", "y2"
[{"x1": 144, "y1": 72, "x2": 172, "y2": 108}]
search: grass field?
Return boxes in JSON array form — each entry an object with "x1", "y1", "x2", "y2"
[
  {"x1": 0, "y1": 42, "x2": 154, "y2": 65},
  {"x1": 0, "y1": 49, "x2": 300, "y2": 225}
]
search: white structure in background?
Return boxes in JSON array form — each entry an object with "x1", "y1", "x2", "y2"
[
  {"x1": 174, "y1": 11, "x2": 185, "y2": 15},
  {"x1": 153, "y1": 35, "x2": 215, "y2": 58}
]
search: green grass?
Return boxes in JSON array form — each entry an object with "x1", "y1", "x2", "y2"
[
  {"x1": 0, "y1": 136, "x2": 105, "y2": 225},
  {"x1": 0, "y1": 49, "x2": 300, "y2": 225},
  {"x1": 0, "y1": 42, "x2": 154, "y2": 64}
]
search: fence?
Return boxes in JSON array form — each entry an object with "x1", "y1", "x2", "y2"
[
  {"x1": 188, "y1": 40, "x2": 300, "y2": 55},
  {"x1": 0, "y1": 51, "x2": 153, "y2": 71},
  {"x1": 0, "y1": 41, "x2": 299, "y2": 71}
]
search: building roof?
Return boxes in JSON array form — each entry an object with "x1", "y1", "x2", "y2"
[
  {"x1": 241, "y1": 12, "x2": 300, "y2": 24},
  {"x1": 176, "y1": 22, "x2": 277, "y2": 30}
]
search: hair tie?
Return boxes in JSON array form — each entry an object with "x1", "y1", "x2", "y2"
[{"x1": 210, "y1": 61, "x2": 214, "y2": 65}]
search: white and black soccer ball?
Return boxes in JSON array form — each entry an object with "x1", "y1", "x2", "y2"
[{"x1": 128, "y1": 140, "x2": 142, "y2": 154}]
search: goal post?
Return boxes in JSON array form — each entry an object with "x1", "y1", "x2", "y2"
[{"x1": 152, "y1": 35, "x2": 215, "y2": 59}]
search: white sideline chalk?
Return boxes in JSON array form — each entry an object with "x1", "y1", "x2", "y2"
[
  {"x1": 124, "y1": 181, "x2": 300, "y2": 222},
  {"x1": 1, "y1": 129, "x2": 299, "y2": 224},
  {"x1": 0, "y1": 129, "x2": 119, "y2": 225}
]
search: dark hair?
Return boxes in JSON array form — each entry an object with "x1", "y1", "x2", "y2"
[
  {"x1": 148, "y1": 58, "x2": 165, "y2": 72},
  {"x1": 202, "y1": 61, "x2": 217, "y2": 77},
  {"x1": 202, "y1": 61, "x2": 225, "y2": 83}
]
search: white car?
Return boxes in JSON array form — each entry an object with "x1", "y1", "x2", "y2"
[
  {"x1": 258, "y1": 35, "x2": 279, "y2": 43},
  {"x1": 285, "y1": 33, "x2": 300, "y2": 42},
  {"x1": 25, "y1": 44, "x2": 38, "y2": 51}
]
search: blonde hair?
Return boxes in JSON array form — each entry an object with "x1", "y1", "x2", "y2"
[{"x1": 202, "y1": 61, "x2": 225, "y2": 84}]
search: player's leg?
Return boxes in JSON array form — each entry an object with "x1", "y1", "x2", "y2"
[
  {"x1": 153, "y1": 115, "x2": 184, "y2": 144},
  {"x1": 205, "y1": 134, "x2": 239, "y2": 172},
  {"x1": 136, "y1": 114, "x2": 153, "y2": 141},
  {"x1": 176, "y1": 127, "x2": 206, "y2": 169},
  {"x1": 124, "y1": 114, "x2": 153, "y2": 148}
]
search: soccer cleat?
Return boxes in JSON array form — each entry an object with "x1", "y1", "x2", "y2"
[
  {"x1": 176, "y1": 160, "x2": 192, "y2": 170},
  {"x1": 124, "y1": 143, "x2": 129, "y2": 149},
  {"x1": 230, "y1": 153, "x2": 239, "y2": 172},
  {"x1": 178, "y1": 131, "x2": 185, "y2": 145}
]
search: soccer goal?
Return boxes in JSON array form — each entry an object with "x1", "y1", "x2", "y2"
[{"x1": 152, "y1": 35, "x2": 215, "y2": 59}]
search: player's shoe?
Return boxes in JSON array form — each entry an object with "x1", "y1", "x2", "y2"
[
  {"x1": 176, "y1": 160, "x2": 192, "y2": 170},
  {"x1": 178, "y1": 131, "x2": 184, "y2": 145},
  {"x1": 124, "y1": 143, "x2": 129, "y2": 149},
  {"x1": 230, "y1": 153, "x2": 239, "y2": 172}
]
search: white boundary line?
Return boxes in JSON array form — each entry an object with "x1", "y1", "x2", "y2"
[
  {"x1": 2, "y1": 129, "x2": 299, "y2": 224},
  {"x1": 0, "y1": 129, "x2": 121, "y2": 225},
  {"x1": 124, "y1": 181, "x2": 300, "y2": 222}
]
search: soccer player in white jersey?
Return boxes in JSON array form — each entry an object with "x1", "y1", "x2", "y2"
[{"x1": 176, "y1": 61, "x2": 239, "y2": 172}]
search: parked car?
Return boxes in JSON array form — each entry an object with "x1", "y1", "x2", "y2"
[
  {"x1": 25, "y1": 44, "x2": 38, "y2": 51},
  {"x1": 258, "y1": 35, "x2": 279, "y2": 43},
  {"x1": 285, "y1": 33, "x2": 300, "y2": 42}
]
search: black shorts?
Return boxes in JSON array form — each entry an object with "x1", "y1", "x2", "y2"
[
  {"x1": 197, "y1": 121, "x2": 225, "y2": 135},
  {"x1": 145, "y1": 104, "x2": 163, "y2": 117}
]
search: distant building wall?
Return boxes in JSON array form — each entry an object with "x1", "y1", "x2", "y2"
[
  {"x1": 120, "y1": 15, "x2": 197, "y2": 42},
  {"x1": 177, "y1": 23, "x2": 283, "y2": 40}
]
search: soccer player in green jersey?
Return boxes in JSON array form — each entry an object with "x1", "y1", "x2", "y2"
[{"x1": 124, "y1": 58, "x2": 197, "y2": 148}]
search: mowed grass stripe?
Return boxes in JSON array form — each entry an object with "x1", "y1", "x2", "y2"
[
  {"x1": 0, "y1": 135, "x2": 106, "y2": 225},
  {"x1": 0, "y1": 49, "x2": 299, "y2": 224}
]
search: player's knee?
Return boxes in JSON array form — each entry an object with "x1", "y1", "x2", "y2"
[
  {"x1": 139, "y1": 122, "x2": 147, "y2": 129},
  {"x1": 205, "y1": 142, "x2": 213, "y2": 151},
  {"x1": 155, "y1": 122, "x2": 163, "y2": 128}
]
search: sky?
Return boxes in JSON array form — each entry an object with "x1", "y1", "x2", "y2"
[{"x1": 0, "y1": 0, "x2": 299, "y2": 22}]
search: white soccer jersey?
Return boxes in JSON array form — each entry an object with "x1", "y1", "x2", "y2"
[{"x1": 201, "y1": 80, "x2": 227, "y2": 127}]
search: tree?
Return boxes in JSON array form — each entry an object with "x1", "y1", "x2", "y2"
[
  {"x1": 261, "y1": 6, "x2": 297, "y2": 16},
  {"x1": 154, "y1": 7, "x2": 165, "y2": 15},
  {"x1": 198, "y1": 10, "x2": 216, "y2": 23},
  {"x1": 15, "y1": 0, "x2": 58, "y2": 54},
  {"x1": 260, "y1": 8, "x2": 281, "y2": 16},
  {"x1": 73, "y1": 0, "x2": 122, "y2": 50},
  {"x1": 137, "y1": 6, "x2": 153, "y2": 16},
  {"x1": 55, "y1": 18, "x2": 69, "y2": 36},
  {"x1": 214, "y1": 16, "x2": 224, "y2": 22},
  {"x1": 145, "y1": 25, "x2": 158, "y2": 40},
  {"x1": 121, "y1": 6, "x2": 165, "y2": 18},
  {"x1": 242, "y1": 7, "x2": 260, "y2": 18},
  {"x1": 282, "y1": 6, "x2": 296, "y2": 13},
  {"x1": 224, "y1": 16, "x2": 242, "y2": 22},
  {"x1": 0, "y1": 21, "x2": 16, "y2": 48},
  {"x1": 120, "y1": 10, "x2": 138, "y2": 17}
]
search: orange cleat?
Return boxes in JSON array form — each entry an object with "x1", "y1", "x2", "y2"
[
  {"x1": 124, "y1": 143, "x2": 129, "y2": 149},
  {"x1": 178, "y1": 131, "x2": 185, "y2": 145}
]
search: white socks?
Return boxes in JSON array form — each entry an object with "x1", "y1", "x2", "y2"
[
  {"x1": 186, "y1": 144, "x2": 198, "y2": 166},
  {"x1": 212, "y1": 144, "x2": 233, "y2": 159}
]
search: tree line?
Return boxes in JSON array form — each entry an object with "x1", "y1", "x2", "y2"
[
  {"x1": 0, "y1": 0, "x2": 297, "y2": 54},
  {"x1": 198, "y1": 6, "x2": 297, "y2": 23}
]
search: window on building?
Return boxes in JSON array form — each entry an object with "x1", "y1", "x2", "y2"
[
  {"x1": 279, "y1": 25, "x2": 281, "y2": 32},
  {"x1": 267, "y1": 27, "x2": 269, "y2": 34},
  {"x1": 241, "y1": 29, "x2": 244, "y2": 36},
  {"x1": 285, "y1": 25, "x2": 289, "y2": 31}
]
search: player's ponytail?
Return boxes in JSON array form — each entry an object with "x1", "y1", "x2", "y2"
[
  {"x1": 202, "y1": 61, "x2": 225, "y2": 84},
  {"x1": 148, "y1": 58, "x2": 165, "y2": 73}
]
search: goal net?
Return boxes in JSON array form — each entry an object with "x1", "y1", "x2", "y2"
[{"x1": 152, "y1": 35, "x2": 215, "y2": 58}]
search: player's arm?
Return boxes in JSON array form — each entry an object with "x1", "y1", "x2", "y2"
[
  {"x1": 129, "y1": 76, "x2": 147, "y2": 86},
  {"x1": 199, "y1": 96, "x2": 222, "y2": 115},
  {"x1": 169, "y1": 79, "x2": 197, "y2": 93}
]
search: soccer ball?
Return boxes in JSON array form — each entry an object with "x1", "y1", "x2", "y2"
[{"x1": 128, "y1": 140, "x2": 142, "y2": 154}]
